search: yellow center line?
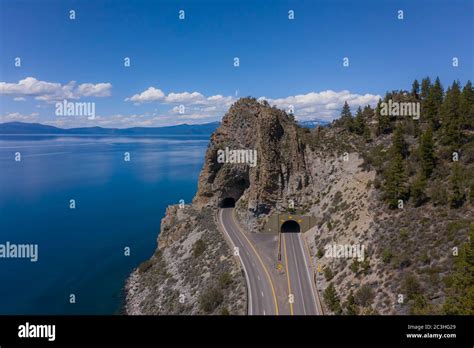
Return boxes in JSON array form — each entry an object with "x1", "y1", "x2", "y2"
[
  {"x1": 231, "y1": 210, "x2": 279, "y2": 315},
  {"x1": 282, "y1": 233, "x2": 294, "y2": 315}
]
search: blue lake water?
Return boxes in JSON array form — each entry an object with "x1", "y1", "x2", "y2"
[{"x1": 0, "y1": 135, "x2": 208, "y2": 314}]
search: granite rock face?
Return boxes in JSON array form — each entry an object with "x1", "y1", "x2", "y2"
[{"x1": 193, "y1": 97, "x2": 310, "y2": 214}]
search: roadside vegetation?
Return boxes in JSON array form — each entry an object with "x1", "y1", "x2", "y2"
[{"x1": 319, "y1": 77, "x2": 473, "y2": 314}]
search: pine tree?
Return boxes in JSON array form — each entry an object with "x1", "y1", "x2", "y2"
[
  {"x1": 362, "y1": 106, "x2": 372, "y2": 141},
  {"x1": 411, "y1": 79, "x2": 420, "y2": 99},
  {"x1": 412, "y1": 116, "x2": 421, "y2": 138},
  {"x1": 420, "y1": 77, "x2": 431, "y2": 100},
  {"x1": 443, "y1": 225, "x2": 474, "y2": 314},
  {"x1": 384, "y1": 153, "x2": 408, "y2": 208},
  {"x1": 449, "y1": 162, "x2": 464, "y2": 208},
  {"x1": 354, "y1": 106, "x2": 370, "y2": 139},
  {"x1": 375, "y1": 98, "x2": 391, "y2": 135},
  {"x1": 441, "y1": 81, "x2": 462, "y2": 148},
  {"x1": 411, "y1": 174, "x2": 427, "y2": 207},
  {"x1": 345, "y1": 290, "x2": 358, "y2": 315},
  {"x1": 354, "y1": 106, "x2": 363, "y2": 133},
  {"x1": 339, "y1": 101, "x2": 354, "y2": 131},
  {"x1": 432, "y1": 77, "x2": 444, "y2": 107},
  {"x1": 391, "y1": 123, "x2": 408, "y2": 158},
  {"x1": 424, "y1": 78, "x2": 443, "y2": 129},
  {"x1": 324, "y1": 283, "x2": 341, "y2": 314},
  {"x1": 419, "y1": 126, "x2": 435, "y2": 179},
  {"x1": 460, "y1": 80, "x2": 474, "y2": 129}
]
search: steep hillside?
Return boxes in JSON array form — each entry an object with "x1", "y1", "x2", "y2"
[{"x1": 125, "y1": 205, "x2": 246, "y2": 315}]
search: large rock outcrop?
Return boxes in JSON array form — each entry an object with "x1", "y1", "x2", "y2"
[{"x1": 193, "y1": 98, "x2": 310, "y2": 214}]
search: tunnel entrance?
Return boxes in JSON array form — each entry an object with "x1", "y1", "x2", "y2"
[
  {"x1": 220, "y1": 197, "x2": 236, "y2": 208},
  {"x1": 281, "y1": 220, "x2": 300, "y2": 233}
]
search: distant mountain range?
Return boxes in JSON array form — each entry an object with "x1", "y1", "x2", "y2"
[
  {"x1": 0, "y1": 121, "x2": 221, "y2": 135},
  {"x1": 298, "y1": 118, "x2": 331, "y2": 128},
  {"x1": 0, "y1": 118, "x2": 328, "y2": 135}
]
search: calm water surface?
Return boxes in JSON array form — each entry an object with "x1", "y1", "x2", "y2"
[{"x1": 0, "y1": 135, "x2": 207, "y2": 314}]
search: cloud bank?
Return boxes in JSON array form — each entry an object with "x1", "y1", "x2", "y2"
[
  {"x1": 126, "y1": 86, "x2": 381, "y2": 123},
  {"x1": 1, "y1": 78, "x2": 381, "y2": 127},
  {"x1": 0, "y1": 77, "x2": 112, "y2": 102}
]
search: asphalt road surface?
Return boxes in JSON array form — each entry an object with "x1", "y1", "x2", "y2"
[
  {"x1": 282, "y1": 232, "x2": 320, "y2": 315},
  {"x1": 218, "y1": 208, "x2": 279, "y2": 315}
]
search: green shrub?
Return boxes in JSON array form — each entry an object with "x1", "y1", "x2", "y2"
[
  {"x1": 354, "y1": 284, "x2": 374, "y2": 307},
  {"x1": 345, "y1": 290, "x2": 358, "y2": 315},
  {"x1": 327, "y1": 220, "x2": 333, "y2": 231},
  {"x1": 429, "y1": 181, "x2": 448, "y2": 206},
  {"x1": 399, "y1": 228, "x2": 409, "y2": 241},
  {"x1": 317, "y1": 248, "x2": 324, "y2": 259},
  {"x1": 218, "y1": 272, "x2": 232, "y2": 288},
  {"x1": 381, "y1": 249, "x2": 393, "y2": 263},
  {"x1": 361, "y1": 258, "x2": 371, "y2": 274},
  {"x1": 350, "y1": 260, "x2": 360, "y2": 273},
  {"x1": 199, "y1": 287, "x2": 224, "y2": 313},
  {"x1": 324, "y1": 266, "x2": 334, "y2": 281},
  {"x1": 402, "y1": 273, "x2": 422, "y2": 300},
  {"x1": 138, "y1": 259, "x2": 153, "y2": 273},
  {"x1": 193, "y1": 239, "x2": 206, "y2": 258},
  {"x1": 220, "y1": 307, "x2": 230, "y2": 315},
  {"x1": 373, "y1": 177, "x2": 382, "y2": 189},
  {"x1": 469, "y1": 181, "x2": 474, "y2": 204},
  {"x1": 410, "y1": 175, "x2": 427, "y2": 207}
]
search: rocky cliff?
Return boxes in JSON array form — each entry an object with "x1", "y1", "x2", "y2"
[{"x1": 193, "y1": 98, "x2": 310, "y2": 214}]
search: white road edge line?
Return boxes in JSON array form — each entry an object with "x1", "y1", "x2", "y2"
[
  {"x1": 218, "y1": 209, "x2": 254, "y2": 315},
  {"x1": 298, "y1": 233, "x2": 319, "y2": 314}
]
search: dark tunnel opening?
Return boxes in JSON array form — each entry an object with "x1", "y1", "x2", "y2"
[
  {"x1": 281, "y1": 220, "x2": 301, "y2": 233},
  {"x1": 220, "y1": 197, "x2": 236, "y2": 208}
]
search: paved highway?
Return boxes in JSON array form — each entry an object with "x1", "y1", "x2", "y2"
[
  {"x1": 282, "y1": 232, "x2": 320, "y2": 315},
  {"x1": 218, "y1": 208, "x2": 279, "y2": 315}
]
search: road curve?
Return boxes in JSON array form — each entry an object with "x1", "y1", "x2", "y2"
[
  {"x1": 283, "y1": 232, "x2": 319, "y2": 315},
  {"x1": 218, "y1": 208, "x2": 279, "y2": 315}
]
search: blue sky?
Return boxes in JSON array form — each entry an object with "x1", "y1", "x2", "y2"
[{"x1": 0, "y1": 0, "x2": 472, "y2": 127}]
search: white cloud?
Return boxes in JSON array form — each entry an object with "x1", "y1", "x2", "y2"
[
  {"x1": 126, "y1": 87, "x2": 234, "y2": 107},
  {"x1": 125, "y1": 87, "x2": 237, "y2": 122},
  {"x1": 76, "y1": 83, "x2": 112, "y2": 97},
  {"x1": 0, "y1": 112, "x2": 40, "y2": 122},
  {"x1": 263, "y1": 90, "x2": 381, "y2": 121},
  {"x1": 164, "y1": 91, "x2": 204, "y2": 104},
  {"x1": 125, "y1": 87, "x2": 165, "y2": 103},
  {"x1": 0, "y1": 77, "x2": 112, "y2": 102}
]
